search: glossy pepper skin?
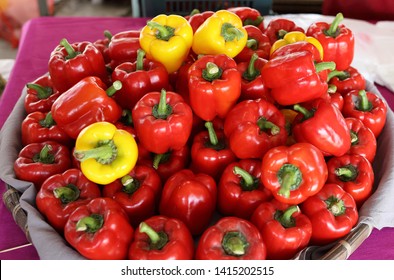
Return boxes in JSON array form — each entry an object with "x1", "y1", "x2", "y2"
[
  {"x1": 188, "y1": 54, "x2": 241, "y2": 121},
  {"x1": 14, "y1": 141, "x2": 72, "y2": 190},
  {"x1": 192, "y1": 10, "x2": 248, "y2": 58},
  {"x1": 327, "y1": 66, "x2": 366, "y2": 95},
  {"x1": 36, "y1": 168, "x2": 101, "y2": 233},
  {"x1": 306, "y1": 13, "x2": 354, "y2": 71},
  {"x1": 217, "y1": 159, "x2": 272, "y2": 220},
  {"x1": 108, "y1": 30, "x2": 141, "y2": 68},
  {"x1": 234, "y1": 25, "x2": 271, "y2": 62},
  {"x1": 261, "y1": 143, "x2": 328, "y2": 205},
  {"x1": 73, "y1": 121, "x2": 138, "y2": 185},
  {"x1": 129, "y1": 215, "x2": 194, "y2": 260},
  {"x1": 270, "y1": 40, "x2": 322, "y2": 62},
  {"x1": 188, "y1": 10, "x2": 214, "y2": 33},
  {"x1": 250, "y1": 200, "x2": 312, "y2": 260},
  {"x1": 159, "y1": 169, "x2": 217, "y2": 235},
  {"x1": 227, "y1": 6, "x2": 265, "y2": 31},
  {"x1": 111, "y1": 49, "x2": 170, "y2": 110},
  {"x1": 190, "y1": 121, "x2": 236, "y2": 182},
  {"x1": 132, "y1": 89, "x2": 193, "y2": 154},
  {"x1": 300, "y1": 183, "x2": 359, "y2": 245},
  {"x1": 293, "y1": 99, "x2": 351, "y2": 157},
  {"x1": 24, "y1": 74, "x2": 61, "y2": 114},
  {"x1": 345, "y1": 117, "x2": 377, "y2": 163},
  {"x1": 21, "y1": 111, "x2": 72, "y2": 146},
  {"x1": 51, "y1": 76, "x2": 123, "y2": 139},
  {"x1": 326, "y1": 154, "x2": 374, "y2": 208},
  {"x1": 264, "y1": 18, "x2": 304, "y2": 45},
  {"x1": 224, "y1": 98, "x2": 287, "y2": 159},
  {"x1": 64, "y1": 197, "x2": 134, "y2": 260},
  {"x1": 261, "y1": 50, "x2": 336, "y2": 106},
  {"x1": 196, "y1": 216, "x2": 266, "y2": 260},
  {"x1": 342, "y1": 89, "x2": 387, "y2": 138},
  {"x1": 48, "y1": 39, "x2": 109, "y2": 93},
  {"x1": 102, "y1": 164, "x2": 162, "y2": 228},
  {"x1": 139, "y1": 14, "x2": 193, "y2": 73}
]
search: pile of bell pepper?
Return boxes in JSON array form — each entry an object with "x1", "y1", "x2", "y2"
[{"x1": 14, "y1": 8, "x2": 388, "y2": 260}]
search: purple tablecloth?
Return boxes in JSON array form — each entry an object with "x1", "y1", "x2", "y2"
[{"x1": 1, "y1": 16, "x2": 394, "y2": 260}]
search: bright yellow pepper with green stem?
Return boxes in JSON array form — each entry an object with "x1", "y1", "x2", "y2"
[
  {"x1": 73, "y1": 122, "x2": 138, "y2": 185},
  {"x1": 192, "y1": 10, "x2": 248, "y2": 58},
  {"x1": 139, "y1": 14, "x2": 193, "y2": 73}
]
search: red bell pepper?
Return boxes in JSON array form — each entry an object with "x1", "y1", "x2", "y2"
[
  {"x1": 261, "y1": 142, "x2": 328, "y2": 205},
  {"x1": 320, "y1": 84, "x2": 344, "y2": 112},
  {"x1": 128, "y1": 215, "x2": 194, "y2": 260},
  {"x1": 236, "y1": 53, "x2": 273, "y2": 102},
  {"x1": 234, "y1": 25, "x2": 271, "y2": 62},
  {"x1": 327, "y1": 66, "x2": 366, "y2": 95},
  {"x1": 36, "y1": 168, "x2": 101, "y2": 233},
  {"x1": 293, "y1": 99, "x2": 351, "y2": 157},
  {"x1": 188, "y1": 54, "x2": 241, "y2": 121},
  {"x1": 64, "y1": 197, "x2": 133, "y2": 260},
  {"x1": 195, "y1": 216, "x2": 266, "y2": 260},
  {"x1": 132, "y1": 89, "x2": 193, "y2": 154},
  {"x1": 93, "y1": 30, "x2": 113, "y2": 64},
  {"x1": 14, "y1": 141, "x2": 72, "y2": 190},
  {"x1": 48, "y1": 38, "x2": 109, "y2": 93},
  {"x1": 264, "y1": 18, "x2": 304, "y2": 45},
  {"x1": 326, "y1": 154, "x2": 374, "y2": 208},
  {"x1": 190, "y1": 121, "x2": 236, "y2": 181},
  {"x1": 227, "y1": 6, "x2": 265, "y2": 31},
  {"x1": 21, "y1": 111, "x2": 72, "y2": 146},
  {"x1": 111, "y1": 49, "x2": 170, "y2": 110},
  {"x1": 217, "y1": 159, "x2": 272, "y2": 219},
  {"x1": 188, "y1": 10, "x2": 214, "y2": 33},
  {"x1": 108, "y1": 30, "x2": 141, "y2": 68},
  {"x1": 51, "y1": 76, "x2": 123, "y2": 139},
  {"x1": 102, "y1": 164, "x2": 162, "y2": 228},
  {"x1": 342, "y1": 89, "x2": 387, "y2": 138},
  {"x1": 171, "y1": 56, "x2": 196, "y2": 103},
  {"x1": 250, "y1": 200, "x2": 312, "y2": 260},
  {"x1": 159, "y1": 169, "x2": 217, "y2": 235},
  {"x1": 270, "y1": 40, "x2": 322, "y2": 62},
  {"x1": 345, "y1": 117, "x2": 377, "y2": 163},
  {"x1": 261, "y1": 50, "x2": 336, "y2": 105},
  {"x1": 300, "y1": 183, "x2": 359, "y2": 245},
  {"x1": 24, "y1": 74, "x2": 61, "y2": 114},
  {"x1": 223, "y1": 98, "x2": 287, "y2": 159},
  {"x1": 306, "y1": 13, "x2": 354, "y2": 71}
]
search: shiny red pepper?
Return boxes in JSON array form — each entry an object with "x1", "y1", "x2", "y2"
[
  {"x1": 51, "y1": 76, "x2": 123, "y2": 139},
  {"x1": 261, "y1": 143, "x2": 328, "y2": 205},
  {"x1": 188, "y1": 10, "x2": 214, "y2": 33},
  {"x1": 48, "y1": 38, "x2": 109, "y2": 93},
  {"x1": 320, "y1": 84, "x2": 344, "y2": 112},
  {"x1": 217, "y1": 159, "x2": 272, "y2": 220},
  {"x1": 21, "y1": 111, "x2": 72, "y2": 146},
  {"x1": 227, "y1": 6, "x2": 265, "y2": 31},
  {"x1": 270, "y1": 40, "x2": 322, "y2": 62},
  {"x1": 64, "y1": 197, "x2": 133, "y2": 260},
  {"x1": 108, "y1": 30, "x2": 141, "y2": 68},
  {"x1": 300, "y1": 183, "x2": 359, "y2": 245},
  {"x1": 14, "y1": 141, "x2": 72, "y2": 190},
  {"x1": 36, "y1": 168, "x2": 101, "y2": 233},
  {"x1": 293, "y1": 99, "x2": 351, "y2": 157},
  {"x1": 128, "y1": 215, "x2": 195, "y2": 260},
  {"x1": 235, "y1": 25, "x2": 271, "y2": 62},
  {"x1": 342, "y1": 89, "x2": 387, "y2": 138},
  {"x1": 190, "y1": 121, "x2": 236, "y2": 182},
  {"x1": 345, "y1": 117, "x2": 377, "y2": 163},
  {"x1": 326, "y1": 154, "x2": 374, "y2": 208},
  {"x1": 188, "y1": 54, "x2": 241, "y2": 121},
  {"x1": 306, "y1": 13, "x2": 355, "y2": 71},
  {"x1": 93, "y1": 30, "x2": 113, "y2": 64},
  {"x1": 224, "y1": 98, "x2": 287, "y2": 159},
  {"x1": 111, "y1": 49, "x2": 170, "y2": 110},
  {"x1": 250, "y1": 200, "x2": 312, "y2": 260},
  {"x1": 264, "y1": 18, "x2": 304, "y2": 45},
  {"x1": 195, "y1": 216, "x2": 266, "y2": 260},
  {"x1": 159, "y1": 169, "x2": 217, "y2": 235},
  {"x1": 327, "y1": 66, "x2": 366, "y2": 95},
  {"x1": 24, "y1": 74, "x2": 61, "y2": 114}
]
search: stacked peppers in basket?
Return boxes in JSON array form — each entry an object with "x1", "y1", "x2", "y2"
[{"x1": 14, "y1": 9, "x2": 387, "y2": 260}]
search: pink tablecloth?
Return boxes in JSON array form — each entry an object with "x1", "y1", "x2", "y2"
[{"x1": 1, "y1": 16, "x2": 394, "y2": 260}]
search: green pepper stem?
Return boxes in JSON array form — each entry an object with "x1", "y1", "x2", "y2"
[
  {"x1": 204, "y1": 121, "x2": 219, "y2": 146},
  {"x1": 26, "y1": 83, "x2": 53, "y2": 99},
  {"x1": 222, "y1": 231, "x2": 249, "y2": 256},
  {"x1": 33, "y1": 144, "x2": 55, "y2": 164},
  {"x1": 277, "y1": 164, "x2": 302, "y2": 198},
  {"x1": 327, "y1": 70, "x2": 350, "y2": 82},
  {"x1": 147, "y1": 21, "x2": 175, "y2": 41},
  {"x1": 325, "y1": 196, "x2": 346, "y2": 216},
  {"x1": 139, "y1": 222, "x2": 168, "y2": 250},
  {"x1": 327, "y1": 84, "x2": 337, "y2": 94},
  {"x1": 121, "y1": 109, "x2": 133, "y2": 126},
  {"x1": 335, "y1": 164, "x2": 358, "y2": 182},
  {"x1": 202, "y1": 62, "x2": 223, "y2": 81},
  {"x1": 356, "y1": 90, "x2": 373, "y2": 112},
  {"x1": 104, "y1": 30, "x2": 113, "y2": 41},
  {"x1": 315, "y1": 61, "x2": 336, "y2": 73},
  {"x1": 221, "y1": 22, "x2": 245, "y2": 42},
  {"x1": 233, "y1": 166, "x2": 257, "y2": 191},
  {"x1": 73, "y1": 140, "x2": 117, "y2": 165},
  {"x1": 257, "y1": 117, "x2": 280, "y2": 135},
  {"x1": 244, "y1": 16, "x2": 264, "y2": 27},
  {"x1": 275, "y1": 205, "x2": 299, "y2": 228},
  {"x1": 293, "y1": 104, "x2": 314, "y2": 120},
  {"x1": 350, "y1": 130, "x2": 359, "y2": 145},
  {"x1": 246, "y1": 38, "x2": 258, "y2": 50},
  {"x1": 189, "y1": 9, "x2": 200, "y2": 16},
  {"x1": 326, "y1": 13, "x2": 344, "y2": 37},
  {"x1": 152, "y1": 153, "x2": 163, "y2": 169},
  {"x1": 53, "y1": 184, "x2": 80, "y2": 204},
  {"x1": 76, "y1": 214, "x2": 104, "y2": 233},
  {"x1": 242, "y1": 53, "x2": 260, "y2": 81},
  {"x1": 106, "y1": 80, "x2": 122, "y2": 97},
  {"x1": 60, "y1": 38, "x2": 78, "y2": 60},
  {"x1": 39, "y1": 112, "x2": 56, "y2": 128},
  {"x1": 121, "y1": 175, "x2": 140, "y2": 195},
  {"x1": 136, "y1": 49, "x2": 145, "y2": 71},
  {"x1": 277, "y1": 29, "x2": 287, "y2": 39}
]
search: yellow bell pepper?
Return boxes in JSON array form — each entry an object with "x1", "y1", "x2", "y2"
[
  {"x1": 139, "y1": 14, "x2": 193, "y2": 73},
  {"x1": 73, "y1": 122, "x2": 138, "y2": 185},
  {"x1": 270, "y1": 31, "x2": 324, "y2": 60},
  {"x1": 191, "y1": 10, "x2": 248, "y2": 58}
]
